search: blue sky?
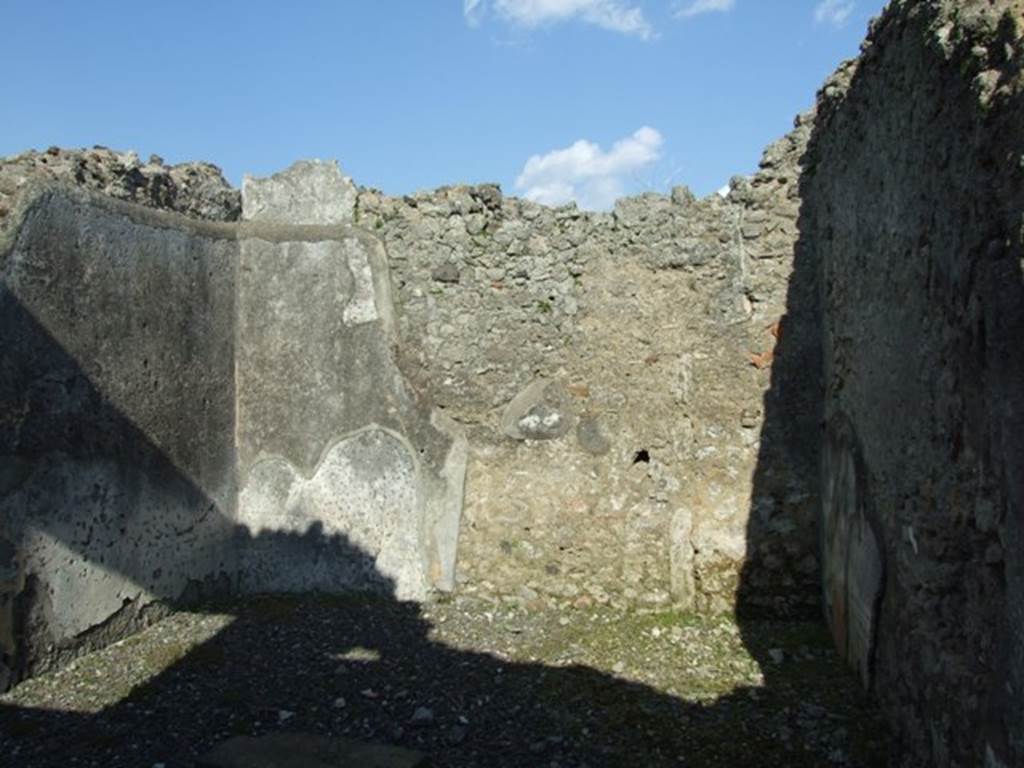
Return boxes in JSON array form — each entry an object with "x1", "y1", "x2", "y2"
[{"x1": 1, "y1": 0, "x2": 887, "y2": 208}]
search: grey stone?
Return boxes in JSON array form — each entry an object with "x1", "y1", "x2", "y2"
[
  {"x1": 465, "y1": 213, "x2": 487, "y2": 236},
  {"x1": 197, "y1": 733, "x2": 429, "y2": 768},
  {"x1": 740, "y1": 409, "x2": 760, "y2": 429},
  {"x1": 242, "y1": 159, "x2": 357, "y2": 225},
  {"x1": 576, "y1": 417, "x2": 611, "y2": 456},
  {"x1": 5, "y1": 14, "x2": 1019, "y2": 768},
  {"x1": 0, "y1": 147, "x2": 240, "y2": 231},
  {"x1": 670, "y1": 186, "x2": 696, "y2": 206},
  {"x1": 500, "y1": 380, "x2": 574, "y2": 441},
  {"x1": 475, "y1": 184, "x2": 502, "y2": 210},
  {"x1": 806, "y1": 3, "x2": 1024, "y2": 763},
  {"x1": 410, "y1": 706, "x2": 434, "y2": 726},
  {"x1": 432, "y1": 263, "x2": 461, "y2": 283}
]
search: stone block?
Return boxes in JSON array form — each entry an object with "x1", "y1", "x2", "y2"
[
  {"x1": 500, "y1": 379, "x2": 574, "y2": 441},
  {"x1": 242, "y1": 159, "x2": 357, "y2": 225}
]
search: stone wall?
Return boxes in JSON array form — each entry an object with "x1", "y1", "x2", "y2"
[
  {"x1": 234, "y1": 162, "x2": 466, "y2": 601},
  {"x1": 0, "y1": 146, "x2": 241, "y2": 235},
  {"x1": 805, "y1": 1, "x2": 1024, "y2": 765},
  {"x1": 356, "y1": 120, "x2": 815, "y2": 615},
  {"x1": 0, "y1": 166, "x2": 467, "y2": 690},
  {"x1": 5, "y1": 2, "x2": 1024, "y2": 763},
  {"x1": 0, "y1": 131, "x2": 816, "y2": 689},
  {"x1": 0, "y1": 186, "x2": 239, "y2": 689}
]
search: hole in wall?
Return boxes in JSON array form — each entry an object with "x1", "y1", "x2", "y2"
[{"x1": 632, "y1": 449, "x2": 651, "y2": 465}]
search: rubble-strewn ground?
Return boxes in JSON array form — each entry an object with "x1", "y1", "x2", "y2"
[{"x1": 0, "y1": 595, "x2": 888, "y2": 767}]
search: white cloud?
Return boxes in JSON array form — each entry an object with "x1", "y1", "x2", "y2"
[
  {"x1": 814, "y1": 0, "x2": 854, "y2": 27},
  {"x1": 464, "y1": 0, "x2": 485, "y2": 26},
  {"x1": 464, "y1": 0, "x2": 654, "y2": 39},
  {"x1": 514, "y1": 126, "x2": 664, "y2": 210},
  {"x1": 676, "y1": 0, "x2": 735, "y2": 19}
]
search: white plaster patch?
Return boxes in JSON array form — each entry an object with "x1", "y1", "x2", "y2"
[
  {"x1": 342, "y1": 240, "x2": 379, "y2": 326},
  {"x1": 238, "y1": 428, "x2": 425, "y2": 599},
  {"x1": 242, "y1": 159, "x2": 357, "y2": 225}
]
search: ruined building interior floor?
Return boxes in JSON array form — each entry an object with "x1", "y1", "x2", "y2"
[{"x1": 2, "y1": 594, "x2": 886, "y2": 767}]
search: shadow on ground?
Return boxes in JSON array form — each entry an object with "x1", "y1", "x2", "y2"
[{"x1": 1, "y1": 585, "x2": 886, "y2": 768}]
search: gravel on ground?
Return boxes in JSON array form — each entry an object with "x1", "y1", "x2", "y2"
[{"x1": 0, "y1": 594, "x2": 889, "y2": 767}]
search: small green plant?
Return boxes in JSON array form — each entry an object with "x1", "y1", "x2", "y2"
[{"x1": 536, "y1": 300, "x2": 553, "y2": 314}]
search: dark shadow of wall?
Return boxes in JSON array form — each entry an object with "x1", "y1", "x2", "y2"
[
  {"x1": 0, "y1": 188, "x2": 239, "y2": 687},
  {"x1": 0, "y1": 533, "x2": 888, "y2": 768},
  {"x1": 735, "y1": 166, "x2": 825, "y2": 626},
  {"x1": 764, "y1": 4, "x2": 1024, "y2": 766}
]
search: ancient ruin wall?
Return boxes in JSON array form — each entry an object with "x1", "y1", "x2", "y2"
[
  {"x1": 0, "y1": 146, "x2": 241, "y2": 234},
  {"x1": 0, "y1": 186, "x2": 240, "y2": 689},
  {"x1": 0, "y1": 130, "x2": 814, "y2": 689},
  {"x1": 357, "y1": 122, "x2": 816, "y2": 616},
  {"x1": 0, "y1": 166, "x2": 467, "y2": 690},
  {"x1": 806, "y1": 1, "x2": 1024, "y2": 765},
  {"x1": 233, "y1": 162, "x2": 466, "y2": 601},
  {"x1": 5, "y1": 3, "x2": 1024, "y2": 762}
]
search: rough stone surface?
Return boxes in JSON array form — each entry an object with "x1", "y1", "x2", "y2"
[
  {"x1": 0, "y1": 147, "x2": 240, "y2": 235},
  {"x1": 499, "y1": 379, "x2": 574, "y2": 441},
  {"x1": 803, "y1": 1, "x2": 1024, "y2": 765},
  {"x1": 4, "y1": 6, "x2": 1024, "y2": 763},
  {"x1": 0, "y1": 133, "x2": 817, "y2": 651},
  {"x1": 357, "y1": 122, "x2": 816, "y2": 616},
  {"x1": 242, "y1": 160, "x2": 357, "y2": 226}
]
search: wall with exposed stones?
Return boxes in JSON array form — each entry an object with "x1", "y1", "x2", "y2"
[
  {"x1": 356, "y1": 119, "x2": 817, "y2": 616},
  {"x1": 0, "y1": 131, "x2": 816, "y2": 690},
  {"x1": 0, "y1": 146, "x2": 241, "y2": 234},
  {"x1": 805, "y1": 1, "x2": 1024, "y2": 766}
]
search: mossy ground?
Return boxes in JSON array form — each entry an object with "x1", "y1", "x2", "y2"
[{"x1": 1, "y1": 595, "x2": 888, "y2": 767}]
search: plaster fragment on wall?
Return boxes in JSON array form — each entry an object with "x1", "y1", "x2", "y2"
[{"x1": 343, "y1": 242, "x2": 380, "y2": 326}]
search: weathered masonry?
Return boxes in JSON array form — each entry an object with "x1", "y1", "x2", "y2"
[
  {"x1": 0, "y1": 165, "x2": 467, "y2": 688},
  {"x1": 2, "y1": 1, "x2": 1024, "y2": 765}
]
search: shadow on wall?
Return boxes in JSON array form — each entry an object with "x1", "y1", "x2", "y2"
[
  {"x1": 736, "y1": 141, "x2": 825, "y2": 627},
  {"x1": 0, "y1": 280, "x2": 233, "y2": 684},
  {"x1": 0, "y1": 271, "x2": 890, "y2": 766},
  {"x1": 760, "y1": 6, "x2": 1024, "y2": 766}
]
